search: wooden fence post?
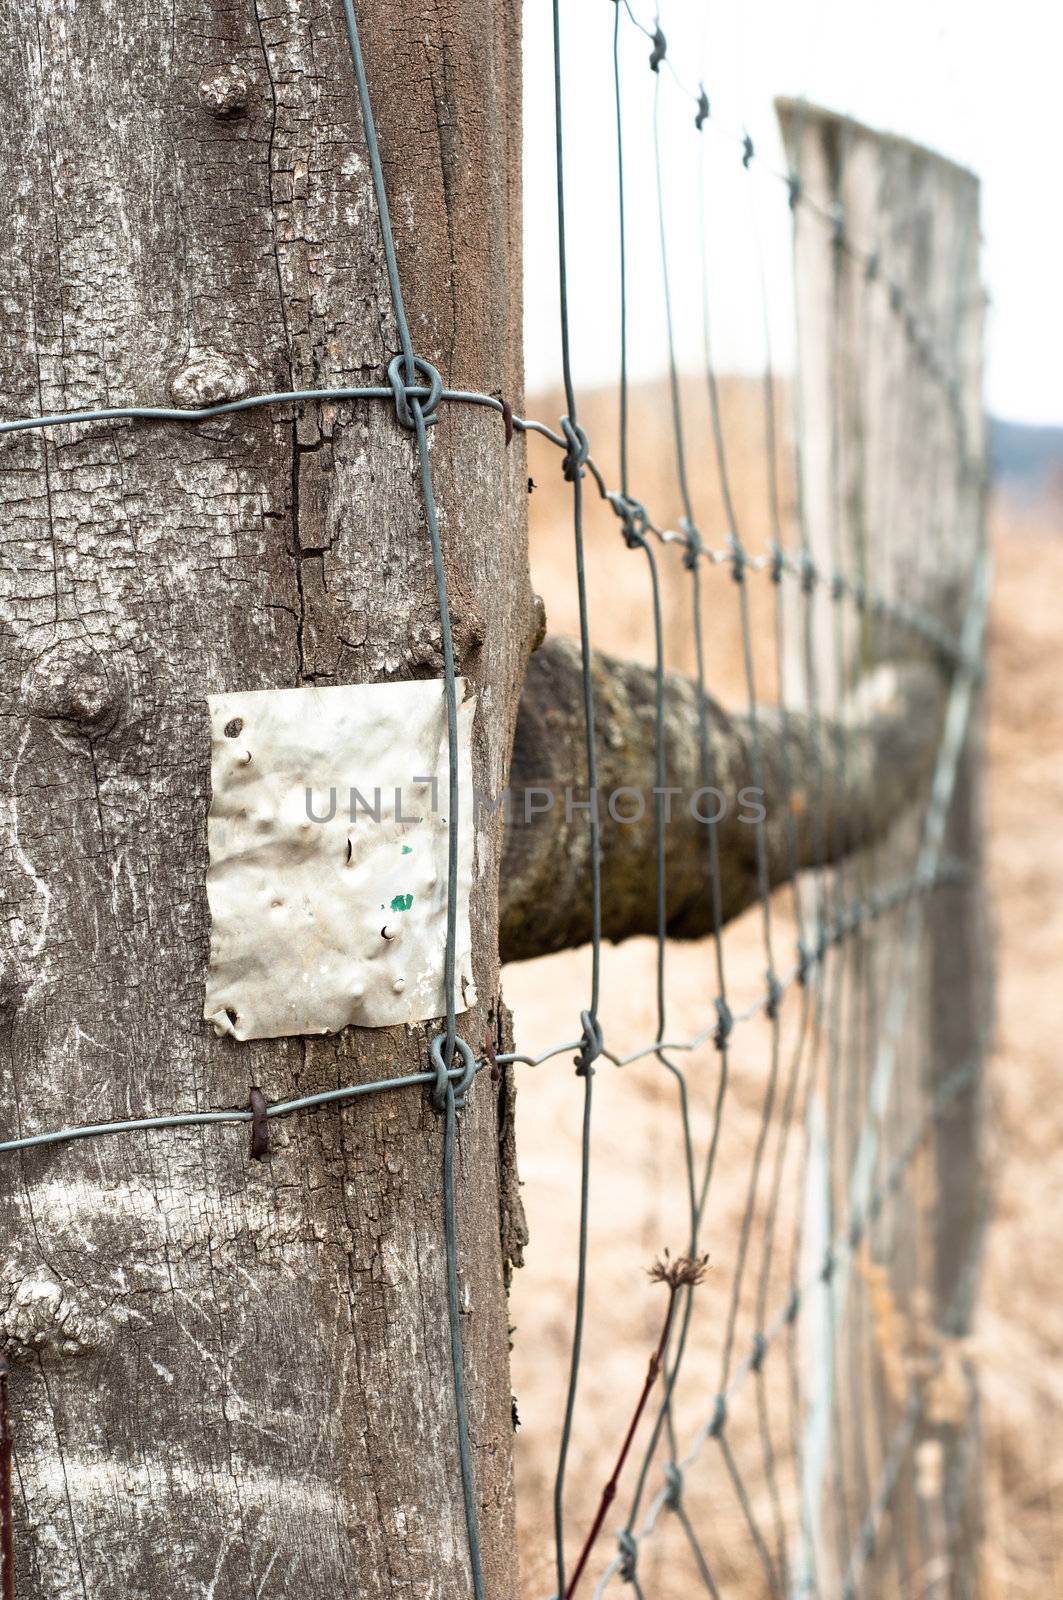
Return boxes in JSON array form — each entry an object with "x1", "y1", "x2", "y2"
[
  {"x1": 0, "y1": 2, "x2": 529, "y2": 1594},
  {"x1": 777, "y1": 101, "x2": 991, "y2": 1597}
]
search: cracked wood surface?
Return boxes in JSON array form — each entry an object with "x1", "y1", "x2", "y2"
[
  {"x1": 0, "y1": 1, "x2": 530, "y2": 1595},
  {"x1": 777, "y1": 103, "x2": 988, "y2": 1595}
]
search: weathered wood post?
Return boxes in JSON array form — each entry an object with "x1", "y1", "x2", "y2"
[
  {"x1": 777, "y1": 102, "x2": 990, "y2": 1596},
  {"x1": 0, "y1": 1, "x2": 529, "y2": 1594}
]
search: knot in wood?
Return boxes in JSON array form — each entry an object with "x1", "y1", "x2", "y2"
[
  {"x1": 169, "y1": 351, "x2": 254, "y2": 408},
  {"x1": 198, "y1": 64, "x2": 250, "y2": 118},
  {"x1": 1, "y1": 1271, "x2": 99, "y2": 1360},
  {"x1": 26, "y1": 644, "x2": 123, "y2": 733}
]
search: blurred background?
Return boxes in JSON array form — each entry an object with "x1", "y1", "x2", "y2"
[{"x1": 505, "y1": 3, "x2": 1063, "y2": 1595}]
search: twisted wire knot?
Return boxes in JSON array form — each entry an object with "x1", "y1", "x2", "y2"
[
  {"x1": 708, "y1": 1393, "x2": 728, "y2": 1438},
  {"x1": 617, "y1": 1529, "x2": 639, "y2": 1582},
  {"x1": 429, "y1": 1032, "x2": 478, "y2": 1112},
  {"x1": 613, "y1": 494, "x2": 648, "y2": 550},
  {"x1": 663, "y1": 1462, "x2": 683, "y2": 1510},
  {"x1": 787, "y1": 170, "x2": 802, "y2": 209},
  {"x1": 765, "y1": 971, "x2": 783, "y2": 1020},
  {"x1": 561, "y1": 416, "x2": 590, "y2": 482},
  {"x1": 681, "y1": 518, "x2": 704, "y2": 570},
  {"x1": 750, "y1": 1331, "x2": 767, "y2": 1372},
  {"x1": 387, "y1": 353, "x2": 443, "y2": 429},
  {"x1": 574, "y1": 1009, "x2": 603, "y2": 1077},
  {"x1": 695, "y1": 86, "x2": 710, "y2": 130},
  {"x1": 799, "y1": 553, "x2": 817, "y2": 595},
  {"x1": 741, "y1": 131, "x2": 755, "y2": 169},
  {"x1": 769, "y1": 541, "x2": 786, "y2": 584},
  {"x1": 649, "y1": 27, "x2": 667, "y2": 72},
  {"x1": 728, "y1": 533, "x2": 746, "y2": 584},
  {"x1": 714, "y1": 997, "x2": 733, "y2": 1050}
]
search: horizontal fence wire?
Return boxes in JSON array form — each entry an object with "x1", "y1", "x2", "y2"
[
  {"x1": 0, "y1": 1064, "x2": 482, "y2": 1157},
  {"x1": 590, "y1": 1054, "x2": 984, "y2": 1598},
  {"x1": 0, "y1": 399, "x2": 970, "y2": 667},
  {"x1": 0, "y1": 2, "x2": 990, "y2": 1598},
  {"x1": 498, "y1": 859, "x2": 971, "y2": 1074},
  {"x1": 532, "y1": 5, "x2": 989, "y2": 1599}
]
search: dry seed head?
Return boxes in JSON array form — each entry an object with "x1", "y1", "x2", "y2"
[{"x1": 649, "y1": 1250, "x2": 709, "y2": 1290}]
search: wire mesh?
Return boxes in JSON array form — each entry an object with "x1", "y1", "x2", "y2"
[
  {"x1": 0, "y1": 1, "x2": 989, "y2": 1596},
  {"x1": 514, "y1": 4, "x2": 989, "y2": 1597}
]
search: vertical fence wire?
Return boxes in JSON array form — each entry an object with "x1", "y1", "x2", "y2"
[
  {"x1": 539, "y1": 5, "x2": 989, "y2": 1598},
  {"x1": 0, "y1": 3, "x2": 990, "y2": 1597},
  {"x1": 550, "y1": 1, "x2": 607, "y2": 1592}
]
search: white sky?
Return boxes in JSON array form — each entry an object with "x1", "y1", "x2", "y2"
[{"x1": 522, "y1": 0, "x2": 1063, "y2": 427}]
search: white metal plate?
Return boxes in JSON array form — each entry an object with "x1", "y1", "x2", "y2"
[{"x1": 203, "y1": 679, "x2": 475, "y2": 1040}]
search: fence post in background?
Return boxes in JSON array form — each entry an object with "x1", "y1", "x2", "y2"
[{"x1": 776, "y1": 101, "x2": 991, "y2": 1596}]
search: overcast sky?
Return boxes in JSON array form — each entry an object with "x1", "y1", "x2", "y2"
[{"x1": 522, "y1": 0, "x2": 1063, "y2": 427}]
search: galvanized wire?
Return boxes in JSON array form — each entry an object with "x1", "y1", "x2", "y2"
[
  {"x1": 0, "y1": 3, "x2": 991, "y2": 1597},
  {"x1": 542, "y1": 6, "x2": 990, "y2": 1597}
]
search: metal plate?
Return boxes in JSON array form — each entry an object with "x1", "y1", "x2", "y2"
[{"x1": 203, "y1": 678, "x2": 475, "y2": 1040}]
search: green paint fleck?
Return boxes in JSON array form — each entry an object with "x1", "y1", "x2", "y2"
[
  {"x1": 401, "y1": 845, "x2": 412, "y2": 855},
  {"x1": 390, "y1": 893, "x2": 413, "y2": 912}
]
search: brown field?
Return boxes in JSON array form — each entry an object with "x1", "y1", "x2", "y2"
[{"x1": 502, "y1": 382, "x2": 1063, "y2": 1596}]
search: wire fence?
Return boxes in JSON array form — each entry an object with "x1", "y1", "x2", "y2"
[
  {"x1": 513, "y1": 4, "x2": 988, "y2": 1597},
  {"x1": 0, "y1": 1, "x2": 988, "y2": 1597}
]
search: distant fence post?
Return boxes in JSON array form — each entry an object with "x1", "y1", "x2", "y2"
[{"x1": 777, "y1": 101, "x2": 991, "y2": 1596}]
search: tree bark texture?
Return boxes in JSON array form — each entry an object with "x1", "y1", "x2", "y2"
[
  {"x1": 500, "y1": 635, "x2": 951, "y2": 963},
  {"x1": 0, "y1": 2, "x2": 530, "y2": 1596}
]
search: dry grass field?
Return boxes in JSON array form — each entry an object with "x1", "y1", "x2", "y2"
[{"x1": 502, "y1": 382, "x2": 1063, "y2": 1596}]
